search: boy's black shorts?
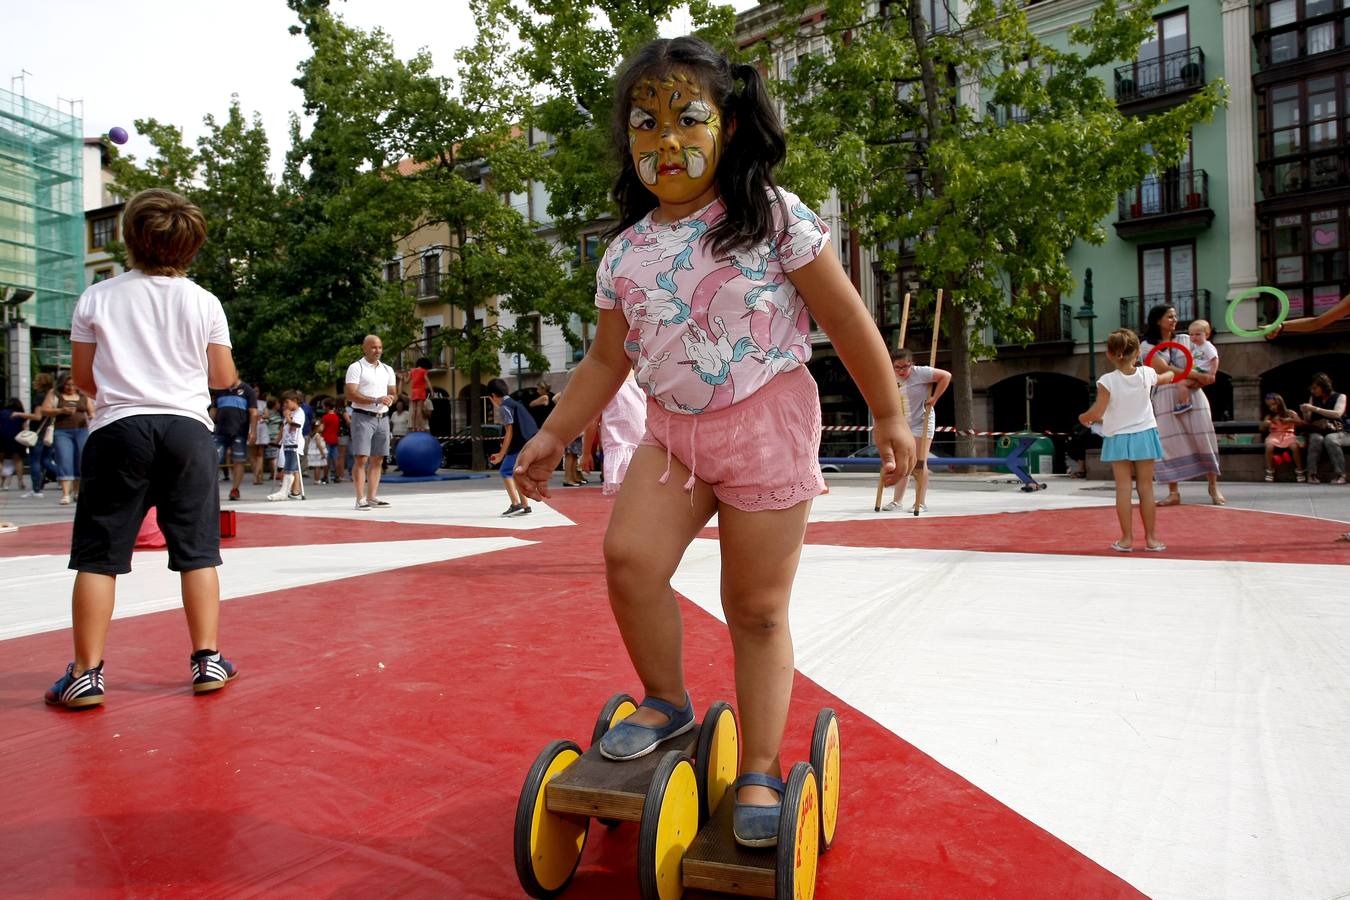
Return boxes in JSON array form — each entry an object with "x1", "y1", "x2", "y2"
[{"x1": 70, "y1": 415, "x2": 222, "y2": 575}]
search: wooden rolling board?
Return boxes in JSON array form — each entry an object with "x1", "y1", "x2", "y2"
[
  {"x1": 683, "y1": 796, "x2": 776, "y2": 898},
  {"x1": 545, "y1": 730, "x2": 699, "y2": 822}
]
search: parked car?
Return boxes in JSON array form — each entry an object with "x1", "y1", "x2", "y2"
[
  {"x1": 440, "y1": 424, "x2": 504, "y2": 470},
  {"x1": 819, "y1": 443, "x2": 948, "y2": 473}
]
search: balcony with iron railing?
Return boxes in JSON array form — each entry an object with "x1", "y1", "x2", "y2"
[
  {"x1": 1118, "y1": 290, "x2": 1212, "y2": 334},
  {"x1": 1115, "y1": 169, "x2": 1214, "y2": 239},
  {"x1": 415, "y1": 272, "x2": 441, "y2": 299},
  {"x1": 1115, "y1": 47, "x2": 1206, "y2": 113}
]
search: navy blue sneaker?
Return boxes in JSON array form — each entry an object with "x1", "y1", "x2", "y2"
[
  {"x1": 732, "y1": 772, "x2": 785, "y2": 848},
  {"x1": 45, "y1": 661, "x2": 106, "y2": 709},
  {"x1": 598, "y1": 694, "x2": 695, "y2": 761},
  {"x1": 191, "y1": 652, "x2": 238, "y2": 694}
]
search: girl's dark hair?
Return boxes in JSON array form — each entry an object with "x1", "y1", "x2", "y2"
[
  {"x1": 415, "y1": 357, "x2": 433, "y2": 369},
  {"x1": 5, "y1": 397, "x2": 22, "y2": 412},
  {"x1": 1264, "y1": 392, "x2": 1288, "y2": 416},
  {"x1": 609, "y1": 37, "x2": 787, "y2": 258},
  {"x1": 1142, "y1": 305, "x2": 1175, "y2": 345},
  {"x1": 1105, "y1": 328, "x2": 1141, "y2": 364}
]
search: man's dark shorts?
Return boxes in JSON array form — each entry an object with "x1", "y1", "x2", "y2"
[
  {"x1": 70, "y1": 415, "x2": 222, "y2": 575},
  {"x1": 214, "y1": 429, "x2": 249, "y2": 465}
]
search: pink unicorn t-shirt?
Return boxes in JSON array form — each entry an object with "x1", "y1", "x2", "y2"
[{"x1": 595, "y1": 188, "x2": 829, "y2": 415}]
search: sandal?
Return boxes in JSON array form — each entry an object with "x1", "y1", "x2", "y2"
[
  {"x1": 1157, "y1": 493, "x2": 1182, "y2": 507},
  {"x1": 732, "y1": 772, "x2": 785, "y2": 848},
  {"x1": 1111, "y1": 540, "x2": 1133, "y2": 553},
  {"x1": 1210, "y1": 493, "x2": 1227, "y2": 506},
  {"x1": 597, "y1": 694, "x2": 695, "y2": 762},
  {"x1": 1145, "y1": 541, "x2": 1167, "y2": 552}
]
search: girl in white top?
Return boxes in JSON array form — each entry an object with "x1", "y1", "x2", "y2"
[{"x1": 1079, "y1": 328, "x2": 1177, "y2": 553}]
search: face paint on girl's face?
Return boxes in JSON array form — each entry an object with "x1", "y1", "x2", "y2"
[{"x1": 628, "y1": 71, "x2": 726, "y2": 209}]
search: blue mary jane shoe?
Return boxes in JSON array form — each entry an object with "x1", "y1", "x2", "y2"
[
  {"x1": 597, "y1": 693, "x2": 695, "y2": 761},
  {"x1": 732, "y1": 772, "x2": 785, "y2": 848}
]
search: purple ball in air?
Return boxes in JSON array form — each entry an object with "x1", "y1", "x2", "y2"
[{"x1": 108, "y1": 126, "x2": 129, "y2": 145}]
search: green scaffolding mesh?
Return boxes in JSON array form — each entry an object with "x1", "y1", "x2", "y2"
[{"x1": 0, "y1": 87, "x2": 83, "y2": 331}]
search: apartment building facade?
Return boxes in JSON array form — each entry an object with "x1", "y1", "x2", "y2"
[{"x1": 736, "y1": 0, "x2": 1350, "y2": 447}]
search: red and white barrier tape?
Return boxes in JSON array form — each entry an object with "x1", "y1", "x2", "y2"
[{"x1": 821, "y1": 425, "x2": 1073, "y2": 437}]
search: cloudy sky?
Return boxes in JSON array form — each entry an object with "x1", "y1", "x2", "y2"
[{"x1": 1, "y1": 0, "x2": 761, "y2": 176}]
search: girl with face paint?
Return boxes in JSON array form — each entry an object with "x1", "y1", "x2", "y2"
[{"x1": 511, "y1": 36, "x2": 915, "y2": 848}]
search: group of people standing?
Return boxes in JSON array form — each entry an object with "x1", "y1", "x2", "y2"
[{"x1": 0, "y1": 372, "x2": 97, "y2": 504}]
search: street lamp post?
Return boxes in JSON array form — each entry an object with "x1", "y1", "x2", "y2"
[{"x1": 1075, "y1": 268, "x2": 1098, "y2": 400}]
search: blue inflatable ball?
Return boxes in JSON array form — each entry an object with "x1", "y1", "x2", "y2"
[
  {"x1": 395, "y1": 431, "x2": 441, "y2": 477},
  {"x1": 108, "y1": 126, "x2": 129, "y2": 145}
]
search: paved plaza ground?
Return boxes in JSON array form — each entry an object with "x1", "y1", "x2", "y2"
[{"x1": 1, "y1": 472, "x2": 1347, "y2": 898}]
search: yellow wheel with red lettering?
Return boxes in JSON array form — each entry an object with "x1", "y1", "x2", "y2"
[
  {"x1": 774, "y1": 762, "x2": 819, "y2": 900},
  {"x1": 637, "y1": 750, "x2": 699, "y2": 900},
  {"x1": 514, "y1": 739, "x2": 588, "y2": 898},
  {"x1": 809, "y1": 708, "x2": 840, "y2": 851},
  {"x1": 694, "y1": 701, "x2": 739, "y2": 825}
]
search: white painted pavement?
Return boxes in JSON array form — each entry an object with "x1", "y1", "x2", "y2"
[{"x1": 672, "y1": 539, "x2": 1350, "y2": 900}]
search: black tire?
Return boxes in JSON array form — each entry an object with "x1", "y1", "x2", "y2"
[
  {"x1": 774, "y1": 762, "x2": 820, "y2": 900},
  {"x1": 637, "y1": 750, "x2": 699, "y2": 900},
  {"x1": 809, "y1": 708, "x2": 841, "y2": 852},
  {"x1": 693, "y1": 700, "x2": 738, "y2": 825},
  {"x1": 514, "y1": 739, "x2": 588, "y2": 898}
]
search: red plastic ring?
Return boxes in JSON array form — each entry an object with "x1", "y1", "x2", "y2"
[{"x1": 1143, "y1": 340, "x2": 1194, "y2": 382}]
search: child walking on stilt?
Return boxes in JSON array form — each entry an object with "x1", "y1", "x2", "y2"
[
  {"x1": 512, "y1": 37, "x2": 914, "y2": 848},
  {"x1": 1079, "y1": 328, "x2": 1177, "y2": 553}
]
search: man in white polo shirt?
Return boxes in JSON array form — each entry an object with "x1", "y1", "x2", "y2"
[{"x1": 344, "y1": 335, "x2": 398, "y2": 510}]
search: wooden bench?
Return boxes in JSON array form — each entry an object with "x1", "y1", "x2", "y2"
[{"x1": 1086, "y1": 420, "x2": 1329, "y2": 482}]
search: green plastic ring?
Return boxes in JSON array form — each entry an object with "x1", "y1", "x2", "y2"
[{"x1": 1225, "y1": 286, "x2": 1290, "y2": 338}]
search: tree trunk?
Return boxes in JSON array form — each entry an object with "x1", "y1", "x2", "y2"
[{"x1": 944, "y1": 293, "x2": 977, "y2": 459}]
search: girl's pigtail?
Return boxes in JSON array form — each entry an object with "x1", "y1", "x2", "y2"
[{"x1": 708, "y1": 62, "x2": 788, "y2": 259}]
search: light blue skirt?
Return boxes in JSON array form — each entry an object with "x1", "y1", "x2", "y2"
[{"x1": 1101, "y1": 427, "x2": 1164, "y2": 462}]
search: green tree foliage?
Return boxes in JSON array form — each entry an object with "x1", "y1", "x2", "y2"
[{"x1": 775, "y1": 0, "x2": 1225, "y2": 443}]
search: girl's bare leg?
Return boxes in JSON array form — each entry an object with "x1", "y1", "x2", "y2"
[
  {"x1": 1135, "y1": 460, "x2": 1162, "y2": 547},
  {"x1": 718, "y1": 498, "x2": 812, "y2": 808},
  {"x1": 603, "y1": 446, "x2": 718, "y2": 729},
  {"x1": 912, "y1": 434, "x2": 933, "y2": 508},
  {"x1": 1111, "y1": 460, "x2": 1134, "y2": 548}
]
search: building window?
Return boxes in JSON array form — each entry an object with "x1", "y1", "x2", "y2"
[
  {"x1": 574, "y1": 233, "x2": 603, "y2": 268},
  {"x1": 1258, "y1": 71, "x2": 1350, "y2": 196},
  {"x1": 1263, "y1": 206, "x2": 1349, "y2": 317},
  {"x1": 383, "y1": 260, "x2": 401, "y2": 284},
  {"x1": 568, "y1": 314, "x2": 592, "y2": 366},
  {"x1": 92, "y1": 267, "x2": 113, "y2": 284},
  {"x1": 424, "y1": 324, "x2": 443, "y2": 367},
  {"x1": 419, "y1": 252, "x2": 441, "y2": 297},
  {"x1": 1256, "y1": 0, "x2": 1350, "y2": 66},
  {"x1": 89, "y1": 215, "x2": 116, "y2": 251}
]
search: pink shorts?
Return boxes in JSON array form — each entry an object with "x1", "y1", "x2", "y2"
[{"x1": 639, "y1": 367, "x2": 826, "y2": 511}]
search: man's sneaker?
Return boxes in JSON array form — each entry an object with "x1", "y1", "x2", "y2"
[
  {"x1": 369, "y1": 498, "x2": 391, "y2": 507},
  {"x1": 510, "y1": 506, "x2": 533, "y2": 517},
  {"x1": 45, "y1": 661, "x2": 105, "y2": 709},
  {"x1": 356, "y1": 498, "x2": 371, "y2": 510},
  {"x1": 501, "y1": 504, "x2": 523, "y2": 516},
  {"x1": 191, "y1": 651, "x2": 238, "y2": 694}
]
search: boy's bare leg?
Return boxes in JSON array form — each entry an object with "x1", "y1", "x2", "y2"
[
  {"x1": 604, "y1": 446, "x2": 718, "y2": 728},
  {"x1": 912, "y1": 435, "x2": 933, "y2": 508},
  {"x1": 72, "y1": 572, "x2": 117, "y2": 672},
  {"x1": 181, "y1": 567, "x2": 221, "y2": 652},
  {"x1": 504, "y1": 476, "x2": 525, "y2": 508},
  {"x1": 718, "y1": 498, "x2": 811, "y2": 808}
]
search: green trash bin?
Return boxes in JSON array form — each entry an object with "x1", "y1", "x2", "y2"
[{"x1": 996, "y1": 431, "x2": 1054, "y2": 476}]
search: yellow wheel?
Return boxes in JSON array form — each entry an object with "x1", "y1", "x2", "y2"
[
  {"x1": 774, "y1": 762, "x2": 819, "y2": 900},
  {"x1": 514, "y1": 739, "x2": 588, "y2": 898},
  {"x1": 694, "y1": 700, "x2": 739, "y2": 825},
  {"x1": 809, "y1": 708, "x2": 840, "y2": 851},
  {"x1": 590, "y1": 692, "x2": 638, "y2": 746},
  {"x1": 637, "y1": 750, "x2": 699, "y2": 900}
]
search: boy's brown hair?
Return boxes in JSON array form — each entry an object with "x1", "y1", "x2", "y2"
[{"x1": 122, "y1": 188, "x2": 207, "y2": 277}]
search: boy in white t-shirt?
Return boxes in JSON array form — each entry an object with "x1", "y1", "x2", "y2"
[
  {"x1": 1173, "y1": 319, "x2": 1218, "y2": 414},
  {"x1": 47, "y1": 189, "x2": 240, "y2": 710},
  {"x1": 269, "y1": 391, "x2": 307, "y2": 501}
]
